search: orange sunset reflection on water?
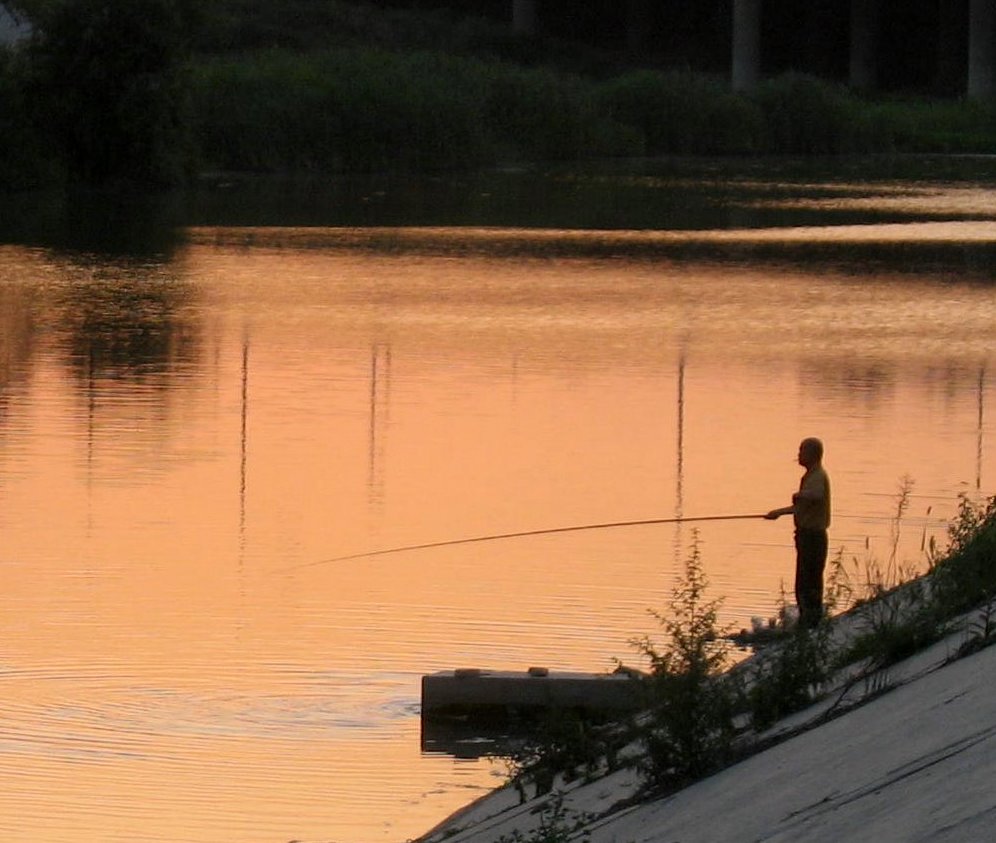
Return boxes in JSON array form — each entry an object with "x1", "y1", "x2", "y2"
[{"x1": 0, "y1": 223, "x2": 994, "y2": 841}]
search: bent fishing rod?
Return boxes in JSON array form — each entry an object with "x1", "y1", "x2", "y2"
[{"x1": 277, "y1": 512, "x2": 769, "y2": 573}]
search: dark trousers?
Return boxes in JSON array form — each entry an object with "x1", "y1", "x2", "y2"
[{"x1": 795, "y1": 528, "x2": 828, "y2": 628}]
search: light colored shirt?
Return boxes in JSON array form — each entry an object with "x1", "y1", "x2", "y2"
[{"x1": 794, "y1": 464, "x2": 831, "y2": 531}]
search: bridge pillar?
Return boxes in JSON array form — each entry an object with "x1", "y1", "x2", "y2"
[
  {"x1": 627, "y1": 0, "x2": 653, "y2": 55},
  {"x1": 732, "y1": 0, "x2": 761, "y2": 91},
  {"x1": 849, "y1": 0, "x2": 879, "y2": 90},
  {"x1": 512, "y1": 0, "x2": 537, "y2": 36},
  {"x1": 968, "y1": 0, "x2": 996, "y2": 99}
]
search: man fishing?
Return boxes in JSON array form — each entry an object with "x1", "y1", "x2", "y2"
[{"x1": 765, "y1": 437, "x2": 832, "y2": 629}]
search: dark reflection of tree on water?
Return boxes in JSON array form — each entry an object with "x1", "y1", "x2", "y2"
[
  {"x1": 0, "y1": 285, "x2": 39, "y2": 429},
  {"x1": 54, "y1": 264, "x2": 201, "y2": 384},
  {"x1": 977, "y1": 365, "x2": 986, "y2": 493},
  {"x1": 44, "y1": 255, "x2": 204, "y2": 486},
  {"x1": 368, "y1": 343, "x2": 392, "y2": 509},
  {"x1": 0, "y1": 189, "x2": 183, "y2": 261},
  {"x1": 0, "y1": 189, "x2": 197, "y2": 440}
]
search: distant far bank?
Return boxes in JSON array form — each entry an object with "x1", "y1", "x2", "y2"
[{"x1": 1, "y1": 0, "x2": 995, "y2": 190}]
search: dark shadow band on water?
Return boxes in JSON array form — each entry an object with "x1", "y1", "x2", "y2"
[
  {"x1": 3, "y1": 155, "x2": 995, "y2": 269},
  {"x1": 184, "y1": 223, "x2": 996, "y2": 282},
  {"x1": 0, "y1": 188, "x2": 185, "y2": 262}
]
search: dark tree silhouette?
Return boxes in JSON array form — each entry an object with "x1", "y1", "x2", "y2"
[{"x1": 25, "y1": 0, "x2": 199, "y2": 185}]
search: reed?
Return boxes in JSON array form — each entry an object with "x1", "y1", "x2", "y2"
[
  {"x1": 595, "y1": 69, "x2": 763, "y2": 155},
  {"x1": 187, "y1": 51, "x2": 996, "y2": 176},
  {"x1": 6, "y1": 26, "x2": 996, "y2": 187},
  {"x1": 0, "y1": 49, "x2": 59, "y2": 188},
  {"x1": 752, "y1": 72, "x2": 874, "y2": 154},
  {"x1": 188, "y1": 47, "x2": 627, "y2": 173}
]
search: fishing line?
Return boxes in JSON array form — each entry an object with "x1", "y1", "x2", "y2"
[{"x1": 275, "y1": 512, "x2": 767, "y2": 574}]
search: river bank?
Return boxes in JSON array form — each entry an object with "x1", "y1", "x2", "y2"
[
  {"x1": 3, "y1": 1, "x2": 996, "y2": 190},
  {"x1": 418, "y1": 597, "x2": 996, "y2": 843},
  {"x1": 417, "y1": 497, "x2": 996, "y2": 842}
]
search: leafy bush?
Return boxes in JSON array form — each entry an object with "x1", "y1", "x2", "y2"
[
  {"x1": 839, "y1": 597, "x2": 945, "y2": 671},
  {"x1": 495, "y1": 791, "x2": 591, "y2": 843},
  {"x1": 190, "y1": 47, "x2": 630, "y2": 173},
  {"x1": 191, "y1": 48, "x2": 490, "y2": 172},
  {"x1": 5, "y1": 0, "x2": 996, "y2": 187},
  {"x1": 747, "y1": 624, "x2": 833, "y2": 731},
  {"x1": 631, "y1": 535, "x2": 738, "y2": 789},
  {"x1": 0, "y1": 47, "x2": 60, "y2": 189},
  {"x1": 866, "y1": 98, "x2": 996, "y2": 153},
  {"x1": 753, "y1": 73, "x2": 872, "y2": 154},
  {"x1": 25, "y1": 0, "x2": 198, "y2": 184},
  {"x1": 496, "y1": 708, "x2": 626, "y2": 803},
  {"x1": 930, "y1": 494, "x2": 996, "y2": 618},
  {"x1": 596, "y1": 69, "x2": 763, "y2": 154}
]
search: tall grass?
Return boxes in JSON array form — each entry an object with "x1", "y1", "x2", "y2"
[
  {"x1": 5, "y1": 16, "x2": 996, "y2": 187},
  {"x1": 189, "y1": 47, "x2": 631, "y2": 173},
  {"x1": 188, "y1": 50, "x2": 996, "y2": 175},
  {"x1": 595, "y1": 69, "x2": 763, "y2": 154},
  {"x1": 0, "y1": 48, "x2": 60, "y2": 188}
]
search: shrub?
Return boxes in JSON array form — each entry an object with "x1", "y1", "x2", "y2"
[
  {"x1": 496, "y1": 708, "x2": 626, "y2": 803},
  {"x1": 747, "y1": 624, "x2": 834, "y2": 731},
  {"x1": 753, "y1": 73, "x2": 871, "y2": 154},
  {"x1": 596, "y1": 69, "x2": 763, "y2": 155},
  {"x1": 495, "y1": 791, "x2": 591, "y2": 843},
  {"x1": 25, "y1": 0, "x2": 198, "y2": 185},
  {"x1": 630, "y1": 535, "x2": 738, "y2": 790},
  {"x1": 191, "y1": 48, "x2": 493, "y2": 173},
  {"x1": 189, "y1": 47, "x2": 631, "y2": 173},
  {"x1": 0, "y1": 47, "x2": 61, "y2": 189},
  {"x1": 930, "y1": 494, "x2": 996, "y2": 618},
  {"x1": 866, "y1": 98, "x2": 996, "y2": 153}
]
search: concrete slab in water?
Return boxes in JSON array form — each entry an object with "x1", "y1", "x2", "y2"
[{"x1": 421, "y1": 668, "x2": 644, "y2": 718}]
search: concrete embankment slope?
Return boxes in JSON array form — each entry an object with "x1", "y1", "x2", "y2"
[{"x1": 420, "y1": 627, "x2": 996, "y2": 843}]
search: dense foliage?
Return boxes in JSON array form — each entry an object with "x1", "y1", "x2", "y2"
[
  {"x1": 631, "y1": 537, "x2": 739, "y2": 789},
  {"x1": 20, "y1": 0, "x2": 198, "y2": 185},
  {"x1": 1, "y1": 0, "x2": 994, "y2": 188}
]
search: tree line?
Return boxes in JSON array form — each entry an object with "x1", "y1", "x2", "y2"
[{"x1": 0, "y1": 0, "x2": 991, "y2": 189}]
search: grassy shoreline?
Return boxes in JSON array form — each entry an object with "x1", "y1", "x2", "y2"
[
  {"x1": 187, "y1": 49, "x2": 996, "y2": 176},
  {"x1": 420, "y1": 493, "x2": 996, "y2": 842}
]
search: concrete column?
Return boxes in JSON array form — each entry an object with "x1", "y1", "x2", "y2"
[
  {"x1": 627, "y1": 0, "x2": 653, "y2": 55},
  {"x1": 937, "y1": 0, "x2": 966, "y2": 95},
  {"x1": 968, "y1": 0, "x2": 996, "y2": 99},
  {"x1": 732, "y1": 0, "x2": 761, "y2": 92},
  {"x1": 849, "y1": 0, "x2": 879, "y2": 91},
  {"x1": 512, "y1": 0, "x2": 537, "y2": 36}
]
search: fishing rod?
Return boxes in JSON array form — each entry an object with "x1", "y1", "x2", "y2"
[{"x1": 277, "y1": 512, "x2": 768, "y2": 573}]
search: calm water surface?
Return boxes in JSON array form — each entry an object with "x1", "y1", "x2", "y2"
[{"x1": 0, "y1": 161, "x2": 995, "y2": 842}]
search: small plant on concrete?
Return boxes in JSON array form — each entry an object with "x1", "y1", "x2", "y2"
[
  {"x1": 823, "y1": 546, "x2": 854, "y2": 615},
  {"x1": 837, "y1": 578, "x2": 945, "y2": 671},
  {"x1": 746, "y1": 622, "x2": 834, "y2": 731},
  {"x1": 495, "y1": 790, "x2": 591, "y2": 843},
  {"x1": 497, "y1": 709, "x2": 625, "y2": 803},
  {"x1": 930, "y1": 494, "x2": 996, "y2": 619},
  {"x1": 885, "y1": 475, "x2": 915, "y2": 580},
  {"x1": 826, "y1": 478, "x2": 928, "y2": 616},
  {"x1": 956, "y1": 596, "x2": 996, "y2": 658},
  {"x1": 630, "y1": 533, "x2": 737, "y2": 790}
]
